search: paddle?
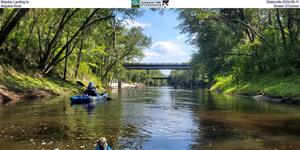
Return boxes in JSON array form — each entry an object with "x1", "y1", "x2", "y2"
[
  {"x1": 76, "y1": 81, "x2": 85, "y2": 87},
  {"x1": 76, "y1": 81, "x2": 113, "y2": 100},
  {"x1": 98, "y1": 92, "x2": 112, "y2": 101},
  {"x1": 76, "y1": 81, "x2": 86, "y2": 95},
  {"x1": 104, "y1": 95, "x2": 113, "y2": 101}
]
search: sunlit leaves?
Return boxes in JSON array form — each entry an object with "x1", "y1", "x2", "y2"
[{"x1": 178, "y1": 9, "x2": 300, "y2": 82}]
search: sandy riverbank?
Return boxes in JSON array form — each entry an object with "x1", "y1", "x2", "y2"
[{"x1": 109, "y1": 82, "x2": 144, "y2": 89}]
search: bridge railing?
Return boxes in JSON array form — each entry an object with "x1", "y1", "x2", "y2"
[
  {"x1": 123, "y1": 63, "x2": 192, "y2": 70},
  {"x1": 124, "y1": 63, "x2": 190, "y2": 65}
]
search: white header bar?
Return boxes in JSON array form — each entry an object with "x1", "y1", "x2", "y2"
[{"x1": 0, "y1": 0, "x2": 299, "y2": 8}]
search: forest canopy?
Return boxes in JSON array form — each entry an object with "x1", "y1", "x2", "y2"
[
  {"x1": 177, "y1": 9, "x2": 300, "y2": 82},
  {"x1": 0, "y1": 8, "x2": 154, "y2": 85}
]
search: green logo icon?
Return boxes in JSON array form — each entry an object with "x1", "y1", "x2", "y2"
[{"x1": 131, "y1": 0, "x2": 140, "y2": 8}]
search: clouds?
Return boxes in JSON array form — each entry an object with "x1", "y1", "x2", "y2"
[
  {"x1": 121, "y1": 19, "x2": 189, "y2": 62},
  {"x1": 121, "y1": 11, "x2": 195, "y2": 74},
  {"x1": 143, "y1": 40, "x2": 189, "y2": 63},
  {"x1": 123, "y1": 19, "x2": 151, "y2": 29},
  {"x1": 144, "y1": 50, "x2": 160, "y2": 57},
  {"x1": 151, "y1": 41, "x2": 187, "y2": 55}
]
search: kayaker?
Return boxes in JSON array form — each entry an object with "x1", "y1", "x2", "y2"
[
  {"x1": 95, "y1": 137, "x2": 112, "y2": 150},
  {"x1": 85, "y1": 82, "x2": 98, "y2": 96}
]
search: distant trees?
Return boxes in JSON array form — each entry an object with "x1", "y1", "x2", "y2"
[
  {"x1": 169, "y1": 70, "x2": 192, "y2": 88},
  {"x1": 127, "y1": 70, "x2": 167, "y2": 86},
  {"x1": 177, "y1": 9, "x2": 300, "y2": 82}
]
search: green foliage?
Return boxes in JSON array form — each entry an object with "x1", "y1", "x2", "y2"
[
  {"x1": 211, "y1": 74, "x2": 300, "y2": 100},
  {"x1": 210, "y1": 75, "x2": 234, "y2": 92},
  {"x1": 178, "y1": 9, "x2": 300, "y2": 81},
  {"x1": 79, "y1": 62, "x2": 90, "y2": 75},
  {"x1": 126, "y1": 70, "x2": 166, "y2": 86},
  {"x1": 178, "y1": 9, "x2": 300, "y2": 93},
  {"x1": 83, "y1": 46, "x2": 107, "y2": 60},
  {"x1": 177, "y1": 9, "x2": 300, "y2": 98},
  {"x1": 169, "y1": 70, "x2": 192, "y2": 88},
  {"x1": 0, "y1": 8, "x2": 151, "y2": 90},
  {"x1": 0, "y1": 65, "x2": 80, "y2": 94}
]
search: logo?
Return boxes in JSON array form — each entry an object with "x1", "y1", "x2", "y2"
[
  {"x1": 162, "y1": 0, "x2": 169, "y2": 7},
  {"x1": 131, "y1": 0, "x2": 169, "y2": 8},
  {"x1": 131, "y1": 0, "x2": 140, "y2": 8},
  {"x1": 136, "y1": 0, "x2": 169, "y2": 8}
]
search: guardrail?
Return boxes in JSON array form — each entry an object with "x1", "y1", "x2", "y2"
[{"x1": 124, "y1": 63, "x2": 191, "y2": 70}]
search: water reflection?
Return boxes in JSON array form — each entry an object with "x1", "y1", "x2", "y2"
[
  {"x1": 190, "y1": 89, "x2": 300, "y2": 149},
  {"x1": 0, "y1": 87, "x2": 300, "y2": 149}
]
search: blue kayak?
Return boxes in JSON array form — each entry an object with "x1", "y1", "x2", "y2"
[
  {"x1": 95, "y1": 145, "x2": 112, "y2": 150},
  {"x1": 70, "y1": 93, "x2": 108, "y2": 104}
]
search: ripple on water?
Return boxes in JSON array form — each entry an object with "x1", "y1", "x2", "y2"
[{"x1": 1, "y1": 88, "x2": 300, "y2": 149}]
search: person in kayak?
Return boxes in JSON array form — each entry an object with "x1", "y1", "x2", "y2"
[
  {"x1": 84, "y1": 82, "x2": 98, "y2": 96},
  {"x1": 95, "y1": 137, "x2": 112, "y2": 150}
]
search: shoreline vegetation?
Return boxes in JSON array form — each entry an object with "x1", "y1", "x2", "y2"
[
  {"x1": 1, "y1": 9, "x2": 300, "y2": 106},
  {"x1": 1, "y1": 64, "x2": 299, "y2": 105},
  {"x1": 0, "y1": 65, "x2": 144, "y2": 105},
  {"x1": 109, "y1": 82, "x2": 144, "y2": 89},
  {"x1": 175, "y1": 9, "x2": 300, "y2": 105},
  {"x1": 210, "y1": 74, "x2": 300, "y2": 104},
  {"x1": 0, "y1": 9, "x2": 163, "y2": 104},
  {"x1": 0, "y1": 65, "x2": 73, "y2": 104},
  {"x1": 0, "y1": 65, "x2": 104, "y2": 104}
]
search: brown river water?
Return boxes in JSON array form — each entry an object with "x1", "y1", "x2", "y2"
[{"x1": 1, "y1": 87, "x2": 300, "y2": 150}]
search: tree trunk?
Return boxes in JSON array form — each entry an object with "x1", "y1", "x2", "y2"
[
  {"x1": 23, "y1": 13, "x2": 38, "y2": 65},
  {"x1": 268, "y1": 10, "x2": 273, "y2": 26},
  {"x1": 63, "y1": 29, "x2": 70, "y2": 80},
  {"x1": 238, "y1": 9, "x2": 254, "y2": 42},
  {"x1": 42, "y1": 9, "x2": 99, "y2": 74},
  {"x1": 101, "y1": 49, "x2": 133, "y2": 81},
  {"x1": 39, "y1": 9, "x2": 78, "y2": 71},
  {"x1": 63, "y1": 44, "x2": 69, "y2": 80},
  {"x1": 0, "y1": 9, "x2": 29, "y2": 47},
  {"x1": 286, "y1": 11, "x2": 295, "y2": 51},
  {"x1": 43, "y1": 9, "x2": 112, "y2": 75},
  {"x1": 276, "y1": 9, "x2": 287, "y2": 50},
  {"x1": 74, "y1": 33, "x2": 84, "y2": 79}
]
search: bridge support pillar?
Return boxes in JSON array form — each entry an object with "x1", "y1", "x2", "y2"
[
  {"x1": 128, "y1": 70, "x2": 132, "y2": 81},
  {"x1": 118, "y1": 80, "x2": 122, "y2": 89},
  {"x1": 188, "y1": 69, "x2": 193, "y2": 89}
]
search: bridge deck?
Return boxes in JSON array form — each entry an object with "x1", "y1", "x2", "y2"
[
  {"x1": 124, "y1": 63, "x2": 191, "y2": 70},
  {"x1": 151, "y1": 77, "x2": 172, "y2": 80}
]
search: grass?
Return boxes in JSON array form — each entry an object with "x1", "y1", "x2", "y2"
[
  {"x1": 210, "y1": 74, "x2": 300, "y2": 100},
  {"x1": 0, "y1": 65, "x2": 103, "y2": 96}
]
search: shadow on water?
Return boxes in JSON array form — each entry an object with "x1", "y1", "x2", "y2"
[
  {"x1": 0, "y1": 96, "x2": 124, "y2": 149},
  {"x1": 1, "y1": 87, "x2": 300, "y2": 149},
  {"x1": 190, "y1": 89, "x2": 300, "y2": 150}
]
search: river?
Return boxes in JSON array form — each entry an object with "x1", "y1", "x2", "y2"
[{"x1": 1, "y1": 87, "x2": 300, "y2": 149}]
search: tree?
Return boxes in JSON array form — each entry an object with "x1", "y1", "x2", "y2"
[
  {"x1": 177, "y1": 9, "x2": 300, "y2": 83},
  {"x1": 0, "y1": 8, "x2": 155, "y2": 87},
  {"x1": 0, "y1": 9, "x2": 29, "y2": 47}
]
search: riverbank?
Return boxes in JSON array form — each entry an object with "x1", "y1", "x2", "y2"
[
  {"x1": 109, "y1": 82, "x2": 144, "y2": 89},
  {"x1": 210, "y1": 74, "x2": 300, "y2": 104},
  {"x1": 0, "y1": 65, "x2": 100, "y2": 104}
]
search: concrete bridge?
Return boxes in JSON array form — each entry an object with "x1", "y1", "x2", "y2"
[
  {"x1": 151, "y1": 77, "x2": 172, "y2": 80},
  {"x1": 123, "y1": 63, "x2": 192, "y2": 70}
]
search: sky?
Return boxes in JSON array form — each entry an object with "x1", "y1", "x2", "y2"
[{"x1": 123, "y1": 10, "x2": 196, "y2": 74}]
